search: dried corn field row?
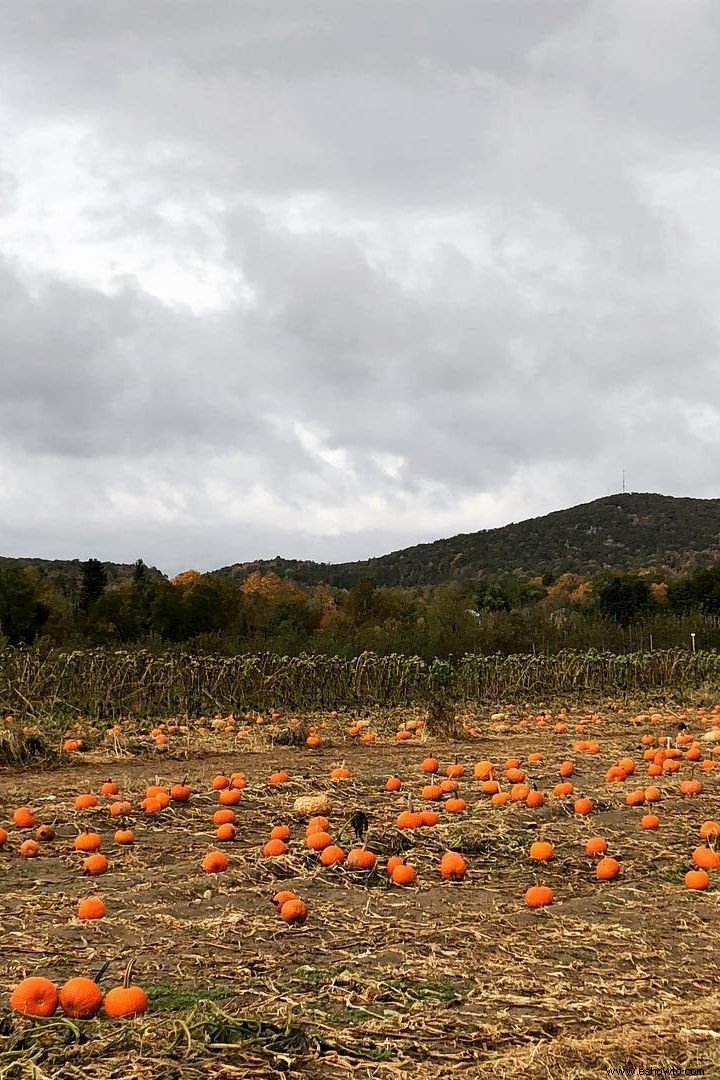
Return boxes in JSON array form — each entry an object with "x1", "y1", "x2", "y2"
[
  {"x1": 1, "y1": 648, "x2": 719, "y2": 720},
  {"x1": 0, "y1": 703, "x2": 719, "y2": 1077}
]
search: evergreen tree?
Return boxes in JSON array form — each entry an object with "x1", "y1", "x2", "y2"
[{"x1": 79, "y1": 559, "x2": 108, "y2": 612}]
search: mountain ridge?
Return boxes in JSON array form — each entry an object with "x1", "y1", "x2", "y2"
[
  {"x1": 212, "y1": 493, "x2": 720, "y2": 587},
  {"x1": 4, "y1": 493, "x2": 720, "y2": 590}
]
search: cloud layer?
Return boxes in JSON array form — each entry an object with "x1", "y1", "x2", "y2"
[{"x1": 1, "y1": 1, "x2": 719, "y2": 573}]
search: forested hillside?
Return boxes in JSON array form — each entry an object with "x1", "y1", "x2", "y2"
[{"x1": 215, "y1": 493, "x2": 720, "y2": 587}]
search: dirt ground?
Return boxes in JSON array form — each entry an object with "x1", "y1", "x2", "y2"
[{"x1": 0, "y1": 707, "x2": 718, "y2": 1079}]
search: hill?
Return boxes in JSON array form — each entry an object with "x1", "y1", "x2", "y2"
[
  {"x1": 0, "y1": 556, "x2": 166, "y2": 587},
  {"x1": 214, "y1": 493, "x2": 720, "y2": 588}
]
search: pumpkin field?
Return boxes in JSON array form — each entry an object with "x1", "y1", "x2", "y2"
[{"x1": 0, "y1": 703, "x2": 719, "y2": 1079}]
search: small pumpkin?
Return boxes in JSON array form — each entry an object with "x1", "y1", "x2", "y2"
[
  {"x1": 103, "y1": 962, "x2": 148, "y2": 1019},
  {"x1": 473, "y1": 761, "x2": 494, "y2": 780},
  {"x1": 279, "y1": 898, "x2": 309, "y2": 925},
  {"x1": 420, "y1": 757, "x2": 439, "y2": 774},
  {"x1": 445, "y1": 764, "x2": 465, "y2": 779},
  {"x1": 213, "y1": 808, "x2": 236, "y2": 826},
  {"x1": 525, "y1": 885, "x2": 554, "y2": 908},
  {"x1": 262, "y1": 839, "x2": 289, "y2": 857},
  {"x1": 421, "y1": 784, "x2": 443, "y2": 801},
  {"x1": 74, "y1": 832, "x2": 102, "y2": 853},
  {"x1": 202, "y1": 850, "x2": 229, "y2": 874},
  {"x1": 439, "y1": 851, "x2": 467, "y2": 881},
  {"x1": 77, "y1": 897, "x2": 106, "y2": 920},
  {"x1": 685, "y1": 869, "x2": 710, "y2": 891},
  {"x1": 390, "y1": 863, "x2": 417, "y2": 886},
  {"x1": 584, "y1": 836, "x2": 608, "y2": 857},
  {"x1": 346, "y1": 848, "x2": 377, "y2": 871},
  {"x1": 692, "y1": 845, "x2": 720, "y2": 871},
  {"x1": 20, "y1": 839, "x2": 40, "y2": 858},
  {"x1": 319, "y1": 844, "x2": 345, "y2": 866},
  {"x1": 529, "y1": 841, "x2": 554, "y2": 863},
  {"x1": 272, "y1": 890, "x2": 298, "y2": 909},
  {"x1": 83, "y1": 853, "x2": 109, "y2": 876},
  {"x1": 699, "y1": 819, "x2": 720, "y2": 840},
  {"x1": 74, "y1": 795, "x2": 99, "y2": 812},
  {"x1": 308, "y1": 812, "x2": 334, "y2": 829},
  {"x1": 218, "y1": 789, "x2": 243, "y2": 806},
  {"x1": 9, "y1": 976, "x2": 58, "y2": 1017},
  {"x1": 12, "y1": 807, "x2": 37, "y2": 829},
  {"x1": 596, "y1": 857, "x2": 621, "y2": 881},
  {"x1": 59, "y1": 976, "x2": 103, "y2": 1020}
]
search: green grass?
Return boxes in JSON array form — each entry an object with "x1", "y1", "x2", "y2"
[{"x1": 398, "y1": 977, "x2": 463, "y2": 1003}]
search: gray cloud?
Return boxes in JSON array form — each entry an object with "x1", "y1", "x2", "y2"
[{"x1": 1, "y1": 1, "x2": 719, "y2": 573}]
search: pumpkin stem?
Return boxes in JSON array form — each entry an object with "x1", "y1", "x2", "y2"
[
  {"x1": 93, "y1": 960, "x2": 111, "y2": 985},
  {"x1": 123, "y1": 959, "x2": 136, "y2": 989}
]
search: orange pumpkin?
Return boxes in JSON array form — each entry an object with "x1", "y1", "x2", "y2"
[
  {"x1": 525, "y1": 885, "x2": 554, "y2": 908},
  {"x1": 391, "y1": 863, "x2": 417, "y2": 886},
  {"x1": 59, "y1": 977, "x2": 103, "y2": 1020},
  {"x1": 529, "y1": 841, "x2": 554, "y2": 863},
  {"x1": 596, "y1": 857, "x2": 621, "y2": 881},
  {"x1": 319, "y1": 844, "x2": 345, "y2": 866},
  {"x1": 202, "y1": 850, "x2": 229, "y2": 874},
  {"x1": 262, "y1": 839, "x2": 289, "y2": 857},
  {"x1": 346, "y1": 848, "x2": 377, "y2": 871},
  {"x1": 83, "y1": 853, "x2": 109, "y2": 876},
  {"x1": 685, "y1": 869, "x2": 710, "y2": 891},
  {"x1": 279, "y1": 898, "x2": 309, "y2": 924},
  {"x1": 9, "y1": 977, "x2": 58, "y2": 1017},
  {"x1": 439, "y1": 851, "x2": 467, "y2": 881},
  {"x1": 77, "y1": 897, "x2": 106, "y2": 920},
  {"x1": 12, "y1": 807, "x2": 37, "y2": 829}
]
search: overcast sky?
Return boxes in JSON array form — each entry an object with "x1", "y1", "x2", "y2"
[{"x1": 1, "y1": 1, "x2": 719, "y2": 574}]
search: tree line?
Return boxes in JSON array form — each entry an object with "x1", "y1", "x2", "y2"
[{"x1": 1, "y1": 559, "x2": 720, "y2": 658}]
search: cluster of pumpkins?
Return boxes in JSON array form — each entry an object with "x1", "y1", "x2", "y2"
[{"x1": 9, "y1": 966, "x2": 147, "y2": 1021}]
